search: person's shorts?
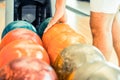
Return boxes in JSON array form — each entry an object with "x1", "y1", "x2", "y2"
[{"x1": 90, "y1": 0, "x2": 120, "y2": 13}]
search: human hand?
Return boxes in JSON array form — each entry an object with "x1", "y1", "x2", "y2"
[
  {"x1": 44, "y1": 10, "x2": 67, "y2": 33},
  {"x1": 44, "y1": 0, "x2": 67, "y2": 32}
]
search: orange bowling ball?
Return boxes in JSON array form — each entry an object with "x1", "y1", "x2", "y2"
[
  {"x1": 42, "y1": 23, "x2": 76, "y2": 49},
  {"x1": 0, "y1": 39, "x2": 50, "y2": 68},
  {"x1": 0, "y1": 28, "x2": 43, "y2": 50},
  {"x1": 42, "y1": 23, "x2": 87, "y2": 65}
]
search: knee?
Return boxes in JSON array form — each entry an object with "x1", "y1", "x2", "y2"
[
  {"x1": 90, "y1": 12, "x2": 114, "y2": 36},
  {"x1": 90, "y1": 24, "x2": 111, "y2": 37}
]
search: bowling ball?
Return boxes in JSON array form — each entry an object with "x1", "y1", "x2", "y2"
[
  {"x1": 0, "y1": 39, "x2": 50, "y2": 68},
  {"x1": 1, "y1": 20, "x2": 37, "y2": 39},
  {"x1": 53, "y1": 44, "x2": 106, "y2": 80},
  {"x1": 42, "y1": 23, "x2": 88, "y2": 65},
  {"x1": 42, "y1": 23, "x2": 75, "y2": 49},
  {"x1": 37, "y1": 17, "x2": 51, "y2": 38},
  {"x1": 69, "y1": 61, "x2": 120, "y2": 80},
  {"x1": 0, "y1": 28, "x2": 43, "y2": 50},
  {"x1": 0, "y1": 57, "x2": 58, "y2": 80}
]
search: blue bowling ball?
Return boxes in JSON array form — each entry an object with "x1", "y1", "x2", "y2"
[
  {"x1": 37, "y1": 17, "x2": 51, "y2": 38},
  {"x1": 1, "y1": 20, "x2": 37, "y2": 39}
]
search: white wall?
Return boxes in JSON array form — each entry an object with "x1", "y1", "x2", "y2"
[{"x1": 5, "y1": 0, "x2": 14, "y2": 26}]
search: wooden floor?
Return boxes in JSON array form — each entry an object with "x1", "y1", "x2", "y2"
[
  {"x1": 0, "y1": 1, "x2": 118, "y2": 66},
  {"x1": 66, "y1": 9, "x2": 92, "y2": 44}
]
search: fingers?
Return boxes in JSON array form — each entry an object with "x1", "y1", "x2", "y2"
[
  {"x1": 44, "y1": 17, "x2": 59, "y2": 33},
  {"x1": 44, "y1": 11, "x2": 67, "y2": 33}
]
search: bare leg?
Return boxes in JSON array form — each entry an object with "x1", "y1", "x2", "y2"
[
  {"x1": 90, "y1": 12, "x2": 115, "y2": 62},
  {"x1": 112, "y1": 12, "x2": 120, "y2": 66}
]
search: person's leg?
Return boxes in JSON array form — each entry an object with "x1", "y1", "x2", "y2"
[
  {"x1": 112, "y1": 12, "x2": 120, "y2": 66},
  {"x1": 90, "y1": 0, "x2": 120, "y2": 65},
  {"x1": 90, "y1": 12, "x2": 115, "y2": 62}
]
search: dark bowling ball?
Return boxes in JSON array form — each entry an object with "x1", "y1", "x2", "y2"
[
  {"x1": 37, "y1": 17, "x2": 51, "y2": 38},
  {"x1": 1, "y1": 20, "x2": 37, "y2": 39}
]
